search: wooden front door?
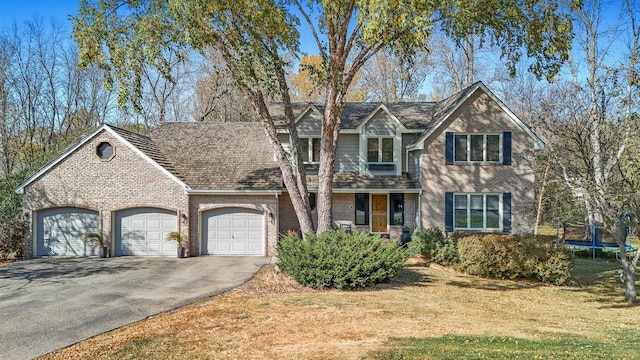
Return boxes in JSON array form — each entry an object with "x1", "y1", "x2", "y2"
[{"x1": 371, "y1": 194, "x2": 388, "y2": 233}]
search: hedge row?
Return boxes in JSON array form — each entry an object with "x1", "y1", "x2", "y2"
[{"x1": 412, "y1": 229, "x2": 573, "y2": 285}]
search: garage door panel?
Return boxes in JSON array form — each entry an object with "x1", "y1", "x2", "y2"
[
  {"x1": 248, "y1": 243, "x2": 263, "y2": 252},
  {"x1": 202, "y1": 208, "x2": 264, "y2": 256},
  {"x1": 36, "y1": 208, "x2": 99, "y2": 256},
  {"x1": 233, "y1": 219, "x2": 247, "y2": 227},
  {"x1": 218, "y1": 219, "x2": 232, "y2": 228},
  {"x1": 116, "y1": 208, "x2": 177, "y2": 256}
]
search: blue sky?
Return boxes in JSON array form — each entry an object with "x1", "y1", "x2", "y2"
[
  {"x1": 0, "y1": 0, "x2": 79, "y2": 27},
  {"x1": 0, "y1": 0, "x2": 319, "y2": 53}
]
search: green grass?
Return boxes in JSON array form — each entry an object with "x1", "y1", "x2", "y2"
[{"x1": 365, "y1": 334, "x2": 640, "y2": 360}]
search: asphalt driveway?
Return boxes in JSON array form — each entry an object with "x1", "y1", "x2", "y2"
[{"x1": 0, "y1": 256, "x2": 271, "y2": 360}]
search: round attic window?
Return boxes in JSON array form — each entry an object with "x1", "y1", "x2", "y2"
[{"x1": 96, "y1": 141, "x2": 114, "y2": 160}]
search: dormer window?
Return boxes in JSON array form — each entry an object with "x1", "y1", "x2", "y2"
[
  {"x1": 367, "y1": 137, "x2": 393, "y2": 163},
  {"x1": 299, "y1": 137, "x2": 320, "y2": 163}
]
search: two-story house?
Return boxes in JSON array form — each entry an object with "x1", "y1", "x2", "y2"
[{"x1": 17, "y1": 82, "x2": 543, "y2": 258}]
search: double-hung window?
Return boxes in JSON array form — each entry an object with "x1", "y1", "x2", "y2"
[
  {"x1": 454, "y1": 134, "x2": 501, "y2": 163},
  {"x1": 299, "y1": 137, "x2": 321, "y2": 163},
  {"x1": 367, "y1": 138, "x2": 394, "y2": 163},
  {"x1": 454, "y1": 193, "x2": 501, "y2": 230}
]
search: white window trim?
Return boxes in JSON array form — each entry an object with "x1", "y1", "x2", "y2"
[
  {"x1": 366, "y1": 136, "x2": 395, "y2": 164},
  {"x1": 453, "y1": 133, "x2": 502, "y2": 164},
  {"x1": 299, "y1": 137, "x2": 321, "y2": 164},
  {"x1": 453, "y1": 193, "x2": 502, "y2": 231}
]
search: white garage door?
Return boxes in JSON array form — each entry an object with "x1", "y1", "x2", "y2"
[
  {"x1": 202, "y1": 208, "x2": 264, "y2": 255},
  {"x1": 36, "y1": 208, "x2": 99, "y2": 256},
  {"x1": 115, "y1": 208, "x2": 177, "y2": 256}
]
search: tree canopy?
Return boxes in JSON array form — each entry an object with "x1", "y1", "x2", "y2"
[{"x1": 73, "y1": 0, "x2": 575, "y2": 234}]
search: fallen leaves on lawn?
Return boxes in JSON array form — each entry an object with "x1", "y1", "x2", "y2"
[{"x1": 40, "y1": 259, "x2": 640, "y2": 360}]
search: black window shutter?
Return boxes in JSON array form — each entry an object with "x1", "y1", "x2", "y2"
[
  {"x1": 503, "y1": 192, "x2": 512, "y2": 233},
  {"x1": 445, "y1": 132, "x2": 454, "y2": 165},
  {"x1": 445, "y1": 192, "x2": 453, "y2": 231},
  {"x1": 503, "y1": 132, "x2": 512, "y2": 165}
]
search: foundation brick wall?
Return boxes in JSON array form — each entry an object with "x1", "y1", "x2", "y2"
[
  {"x1": 22, "y1": 130, "x2": 189, "y2": 258},
  {"x1": 419, "y1": 91, "x2": 537, "y2": 233}
]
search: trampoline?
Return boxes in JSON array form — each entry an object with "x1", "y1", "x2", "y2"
[{"x1": 559, "y1": 221, "x2": 633, "y2": 259}]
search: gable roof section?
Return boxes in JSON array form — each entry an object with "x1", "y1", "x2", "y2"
[
  {"x1": 355, "y1": 103, "x2": 406, "y2": 132},
  {"x1": 407, "y1": 82, "x2": 545, "y2": 151},
  {"x1": 271, "y1": 102, "x2": 437, "y2": 131},
  {"x1": 16, "y1": 124, "x2": 189, "y2": 194},
  {"x1": 147, "y1": 122, "x2": 282, "y2": 192},
  {"x1": 294, "y1": 103, "x2": 324, "y2": 123}
]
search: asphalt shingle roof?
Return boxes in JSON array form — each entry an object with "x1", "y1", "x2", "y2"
[
  {"x1": 147, "y1": 122, "x2": 282, "y2": 190},
  {"x1": 268, "y1": 83, "x2": 485, "y2": 132},
  {"x1": 140, "y1": 84, "x2": 483, "y2": 191},
  {"x1": 306, "y1": 172, "x2": 420, "y2": 191},
  {"x1": 107, "y1": 125, "x2": 184, "y2": 182}
]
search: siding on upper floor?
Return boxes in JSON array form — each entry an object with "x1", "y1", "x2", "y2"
[
  {"x1": 335, "y1": 134, "x2": 359, "y2": 171},
  {"x1": 296, "y1": 111, "x2": 323, "y2": 136},
  {"x1": 364, "y1": 111, "x2": 399, "y2": 136},
  {"x1": 402, "y1": 134, "x2": 417, "y2": 173},
  {"x1": 278, "y1": 133, "x2": 360, "y2": 172}
]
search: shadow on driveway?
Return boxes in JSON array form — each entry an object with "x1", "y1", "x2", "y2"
[{"x1": 0, "y1": 256, "x2": 271, "y2": 360}]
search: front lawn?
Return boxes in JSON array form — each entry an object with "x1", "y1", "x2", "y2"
[{"x1": 41, "y1": 258, "x2": 639, "y2": 359}]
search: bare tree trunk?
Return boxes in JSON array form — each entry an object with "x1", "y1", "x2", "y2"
[
  {"x1": 534, "y1": 162, "x2": 551, "y2": 235},
  {"x1": 316, "y1": 85, "x2": 341, "y2": 233},
  {"x1": 615, "y1": 222, "x2": 638, "y2": 303},
  {"x1": 212, "y1": 38, "x2": 315, "y2": 236},
  {"x1": 246, "y1": 91, "x2": 315, "y2": 235}
]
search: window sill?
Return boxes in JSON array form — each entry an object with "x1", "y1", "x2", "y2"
[
  {"x1": 452, "y1": 161, "x2": 503, "y2": 165},
  {"x1": 367, "y1": 163, "x2": 395, "y2": 171},
  {"x1": 453, "y1": 228, "x2": 502, "y2": 232}
]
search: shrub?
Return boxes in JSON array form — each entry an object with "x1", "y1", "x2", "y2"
[
  {"x1": 0, "y1": 215, "x2": 27, "y2": 259},
  {"x1": 277, "y1": 229, "x2": 408, "y2": 290},
  {"x1": 412, "y1": 228, "x2": 459, "y2": 266},
  {"x1": 457, "y1": 234, "x2": 573, "y2": 285}
]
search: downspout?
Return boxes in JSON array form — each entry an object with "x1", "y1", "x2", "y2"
[
  {"x1": 275, "y1": 193, "x2": 280, "y2": 251},
  {"x1": 417, "y1": 189, "x2": 423, "y2": 230}
]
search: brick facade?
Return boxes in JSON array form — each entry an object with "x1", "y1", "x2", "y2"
[
  {"x1": 419, "y1": 91, "x2": 536, "y2": 233},
  {"x1": 22, "y1": 130, "x2": 189, "y2": 258}
]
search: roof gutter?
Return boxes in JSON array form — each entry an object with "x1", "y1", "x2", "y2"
[
  {"x1": 299, "y1": 188, "x2": 422, "y2": 194},
  {"x1": 185, "y1": 189, "x2": 282, "y2": 195}
]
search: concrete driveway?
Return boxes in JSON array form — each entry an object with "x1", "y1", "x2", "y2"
[{"x1": 0, "y1": 256, "x2": 271, "y2": 360}]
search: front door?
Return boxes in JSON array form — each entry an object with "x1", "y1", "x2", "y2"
[{"x1": 371, "y1": 194, "x2": 388, "y2": 233}]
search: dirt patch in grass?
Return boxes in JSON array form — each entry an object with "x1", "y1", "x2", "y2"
[{"x1": 41, "y1": 258, "x2": 639, "y2": 360}]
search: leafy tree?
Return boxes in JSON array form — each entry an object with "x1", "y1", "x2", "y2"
[
  {"x1": 533, "y1": 0, "x2": 640, "y2": 302},
  {"x1": 73, "y1": 0, "x2": 573, "y2": 235},
  {"x1": 290, "y1": 54, "x2": 325, "y2": 102}
]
